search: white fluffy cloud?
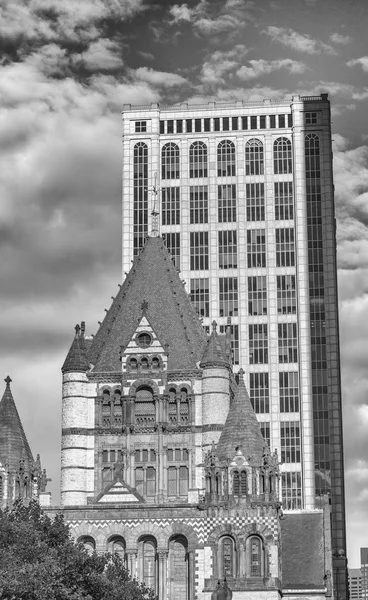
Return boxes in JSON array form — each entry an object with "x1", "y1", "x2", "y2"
[
  {"x1": 236, "y1": 58, "x2": 306, "y2": 81},
  {"x1": 199, "y1": 45, "x2": 249, "y2": 85},
  {"x1": 262, "y1": 26, "x2": 337, "y2": 55},
  {"x1": 347, "y1": 56, "x2": 368, "y2": 72},
  {"x1": 78, "y1": 38, "x2": 124, "y2": 70},
  {"x1": 133, "y1": 67, "x2": 189, "y2": 88},
  {"x1": 329, "y1": 32, "x2": 352, "y2": 45}
]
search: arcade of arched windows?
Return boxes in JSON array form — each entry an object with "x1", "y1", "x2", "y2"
[
  {"x1": 125, "y1": 354, "x2": 163, "y2": 375},
  {"x1": 79, "y1": 533, "x2": 193, "y2": 600},
  {"x1": 97, "y1": 384, "x2": 194, "y2": 430},
  {"x1": 215, "y1": 534, "x2": 266, "y2": 580},
  {"x1": 206, "y1": 467, "x2": 278, "y2": 499}
]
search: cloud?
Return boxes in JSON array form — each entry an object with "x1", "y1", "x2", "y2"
[
  {"x1": 169, "y1": 3, "x2": 194, "y2": 24},
  {"x1": 347, "y1": 56, "x2": 368, "y2": 72},
  {"x1": 132, "y1": 67, "x2": 189, "y2": 88},
  {"x1": 262, "y1": 26, "x2": 337, "y2": 55},
  {"x1": 199, "y1": 45, "x2": 249, "y2": 85},
  {"x1": 167, "y1": 0, "x2": 254, "y2": 36},
  {"x1": 78, "y1": 38, "x2": 124, "y2": 71},
  {"x1": 137, "y1": 50, "x2": 155, "y2": 61},
  {"x1": 329, "y1": 32, "x2": 352, "y2": 45},
  {"x1": 0, "y1": 0, "x2": 147, "y2": 43},
  {"x1": 236, "y1": 58, "x2": 306, "y2": 81}
]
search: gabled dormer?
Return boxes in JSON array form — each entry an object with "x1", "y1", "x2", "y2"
[{"x1": 120, "y1": 305, "x2": 168, "y2": 380}]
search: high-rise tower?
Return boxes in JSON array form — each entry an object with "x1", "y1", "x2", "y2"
[{"x1": 121, "y1": 95, "x2": 347, "y2": 595}]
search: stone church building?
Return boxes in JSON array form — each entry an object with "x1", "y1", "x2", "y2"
[{"x1": 55, "y1": 234, "x2": 332, "y2": 600}]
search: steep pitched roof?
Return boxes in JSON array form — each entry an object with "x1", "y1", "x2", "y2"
[
  {"x1": 62, "y1": 324, "x2": 90, "y2": 373},
  {"x1": 281, "y1": 512, "x2": 326, "y2": 589},
  {"x1": 87, "y1": 237, "x2": 207, "y2": 372},
  {"x1": 216, "y1": 369, "x2": 265, "y2": 465},
  {"x1": 0, "y1": 376, "x2": 34, "y2": 471},
  {"x1": 200, "y1": 321, "x2": 230, "y2": 368}
]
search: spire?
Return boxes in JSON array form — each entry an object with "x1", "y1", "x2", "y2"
[
  {"x1": 149, "y1": 172, "x2": 160, "y2": 237},
  {"x1": 216, "y1": 369, "x2": 265, "y2": 465},
  {"x1": 0, "y1": 376, "x2": 34, "y2": 471},
  {"x1": 200, "y1": 320, "x2": 230, "y2": 369},
  {"x1": 62, "y1": 323, "x2": 90, "y2": 373}
]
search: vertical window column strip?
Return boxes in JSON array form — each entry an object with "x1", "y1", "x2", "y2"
[{"x1": 133, "y1": 142, "x2": 148, "y2": 256}]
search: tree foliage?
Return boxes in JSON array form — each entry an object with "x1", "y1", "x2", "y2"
[{"x1": 0, "y1": 499, "x2": 154, "y2": 600}]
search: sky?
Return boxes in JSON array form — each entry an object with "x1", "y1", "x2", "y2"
[{"x1": 1, "y1": 0, "x2": 368, "y2": 568}]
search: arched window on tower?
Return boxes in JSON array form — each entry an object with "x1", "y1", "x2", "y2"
[
  {"x1": 162, "y1": 143, "x2": 180, "y2": 179},
  {"x1": 249, "y1": 536, "x2": 262, "y2": 577},
  {"x1": 245, "y1": 139, "x2": 264, "y2": 175},
  {"x1": 273, "y1": 137, "x2": 292, "y2": 174},
  {"x1": 168, "y1": 388, "x2": 177, "y2": 424},
  {"x1": 169, "y1": 536, "x2": 188, "y2": 600},
  {"x1": 180, "y1": 388, "x2": 189, "y2": 424},
  {"x1": 233, "y1": 470, "x2": 240, "y2": 495},
  {"x1": 218, "y1": 536, "x2": 236, "y2": 578},
  {"x1": 135, "y1": 386, "x2": 155, "y2": 427},
  {"x1": 108, "y1": 536, "x2": 127, "y2": 565},
  {"x1": 79, "y1": 536, "x2": 96, "y2": 554},
  {"x1": 190, "y1": 141, "x2": 208, "y2": 178},
  {"x1": 140, "y1": 537, "x2": 158, "y2": 594},
  {"x1": 217, "y1": 140, "x2": 236, "y2": 177}
]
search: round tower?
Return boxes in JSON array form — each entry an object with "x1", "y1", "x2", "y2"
[
  {"x1": 200, "y1": 321, "x2": 231, "y2": 449},
  {"x1": 61, "y1": 324, "x2": 95, "y2": 506}
]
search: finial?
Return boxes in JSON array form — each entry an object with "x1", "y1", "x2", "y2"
[
  {"x1": 238, "y1": 367, "x2": 245, "y2": 378},
  {"x1": 5, "y1": 375, "x2": 12, "y2": 387},
  {"x1": 141, "y1": 299, "x2": 149, "y2": 313},
  {"x1": 212, "y1": 320, "x2": 217, "y2": 332},
  {"x1": 74, "y1": 324, "x2": 80, "y2": 336},
  {"x1": 80, "y1": 321, "x2": 85, "y2": 336},
  {"x1": 148, "y1": 172, "x2": 160, "y2": 237}
]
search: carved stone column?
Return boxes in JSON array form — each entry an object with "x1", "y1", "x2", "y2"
[
  {"x1": 188, "y1": 550, "x2": 195, "y2": 600},
  {"x1": 126, "y1": 550, "x2": 138, "y2": 579},
  {"x1": 158, "y1": 550, "x2": 168, "y2": 600}
]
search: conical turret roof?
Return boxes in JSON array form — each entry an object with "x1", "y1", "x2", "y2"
[
  {"x1": 62, "y1": 324, "x2": 90, "y2": 373},
  {"x1": 216, "y1": 369, "x2": 265, "y2": 465},
  {"x1": 200, "y1": 321, "x2": 230, "y2": 368},
  {"x1": 87, "y1": 237, "x2": 207, "y2": 371},
  {"x1": 0, "y1": 376, "x2": 34, "y2": 471}
]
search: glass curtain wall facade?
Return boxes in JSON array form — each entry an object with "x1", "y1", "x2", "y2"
[{"x1": 121, "y1": 95, "x2": 346, "y2": 590}]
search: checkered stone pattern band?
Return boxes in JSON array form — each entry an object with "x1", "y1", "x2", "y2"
[{"x1": 68, "y1": 514, "x2": 279, "y2": 543}]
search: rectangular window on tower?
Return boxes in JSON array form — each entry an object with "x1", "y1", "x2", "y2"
[
  {"x1": 218, "y1": 184, "x2": 237, "y2": 223},
  {"x1": 250, "y1": 373, "x2": 269, "y2": 413},
  {"x1": 249, "y1": 324, "x2": 268, "y2": 364},
  {"x1": 163, "y1": 232, "x2": 180, "y2": 270},
  {"x1": 246, "y1": 183, "x2": 265, "y2": 222},
  {"x1": 161, "y1": 187, "x2": 180, "y2": 225},
  {"x1": 279, "y1": 372, "x2": 299, "y2": 412},
  {"x1": 278, "y1": 323, "x2": 298, "y2": 363},
  {"x1": 190, "y1": 278, "x2": 209, "y2": 317},
  {"x1": 248, "y1": 275, "x2": 267, "y2": 315},
  {"x1": 282, "y1": 471, "x2": 302, "y2": 509},
  {"x1": 276, "y1": 228, "x2": 295, "y2": 267},
  {"x1": 275, "y1": 182, "x2": 294, "y2": 221},
  {"x1": 190, "y1": 232, "x2": 209, "y2": 270},
  {"x1": 219, "y1": 277, "x2": 238, "y2": 317},
  {"x1": 280, "y1": 421, "x2": 301, "y2": 463},
  {"x1": 218, "y1": 230, "x2": 237, "y2": 269},
  {"x1": 277, "y1": 275, "x2": 296, "y2": 314},
  {"x1": 190, "y1": 186, "x2": 208, "y2": 224},
  {"x1": 247, "y1": 229, "x2": 266, "y2": 268}
]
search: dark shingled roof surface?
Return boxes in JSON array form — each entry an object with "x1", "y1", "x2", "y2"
[
  {"x1": 201, "y1": 322, "x2": 230, "y2": 368},
  {"x1": 87, "y1": 237, "x2": 207, "y2": 372},
  {"x1": 281, "y1": 512, "x2": 326, "y2": 589},
  {"x1": 0, "y1": 377, "x2": 34, "y2": 471},
  {"x1": 216, "y1": 371, "x2": 265, "y2": 464},
  {"x1": 62, "y1": 328, "x2": 90, "y2": 373}
]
